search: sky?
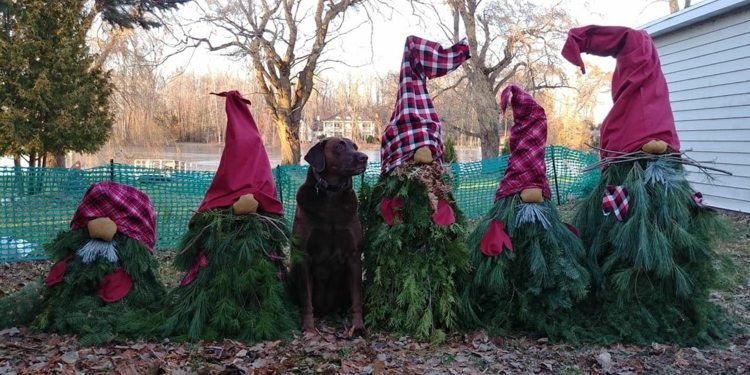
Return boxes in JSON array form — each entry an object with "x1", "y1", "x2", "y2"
[{"x1": 163, "y1": 0, "x2": 697, "y2": 78}]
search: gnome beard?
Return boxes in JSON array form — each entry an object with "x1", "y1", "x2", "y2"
[{"x1": 76, "y1": 217, "x2": 119, "y2": 264}]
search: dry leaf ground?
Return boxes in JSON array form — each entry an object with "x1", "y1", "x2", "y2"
[{"x1": 1, "y1": 211, "x2": 748, "y2": 374}]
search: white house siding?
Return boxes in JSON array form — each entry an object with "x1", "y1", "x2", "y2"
[{"x1": 647, "y1": 2, "x2": 750, "y2": 212}]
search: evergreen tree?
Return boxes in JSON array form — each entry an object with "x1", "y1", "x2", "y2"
[
  {"x1": 86, "y1": 0, "x2": 190, "y2": 29},
  {"x1": 0, "y1": 0, "x2": 113, "y2": 166}
]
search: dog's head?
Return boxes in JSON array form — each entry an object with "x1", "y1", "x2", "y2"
[{"x1": 304, "y1": 137, "x2": 368, "y2": 177}]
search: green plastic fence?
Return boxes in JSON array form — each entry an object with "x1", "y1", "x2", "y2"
[{"x1": 0, "y1": 146, "x2": 598, "y2": 262}]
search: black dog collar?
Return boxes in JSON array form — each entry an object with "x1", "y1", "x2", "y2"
[{"x1": 312, "y1": 169, "x2": 352, "y2": 194}]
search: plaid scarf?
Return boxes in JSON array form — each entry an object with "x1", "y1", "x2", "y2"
[
  {"x1": 495, "y1": 85, "x2": 551, "y2": 201},
  {"x1": 380, "y1": 36, "x2": 471, "y2": 175},
  {"x1": 70, "y1": 182, "x2": 157, "y2": 250}
]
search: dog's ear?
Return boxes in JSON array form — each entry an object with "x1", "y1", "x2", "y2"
[{"x1": 304, "y1": 139, "x2": 327, "y2": 172}]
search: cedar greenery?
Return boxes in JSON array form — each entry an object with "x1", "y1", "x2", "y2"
[
  {"x1": 461, "y1": 197, "x2": 590, "y2": 337},
  {"x1": 360, "y1": 166, "x2": 470, "y2": 342},
  {"x1": 153, "y1": 210, "x2": 297, "y2": 342},
  {"x1": 0, "y1": 229, "x2": 166, "y2": 346},
  {"x1": 568, "y1": 159, "x2": 737, "y2": 345}
]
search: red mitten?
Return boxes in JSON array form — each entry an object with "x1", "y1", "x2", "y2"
[
  {"x1": 45, "y1": 254, "x2": 74, "y2": 287},
  {"x1": 180, "y1": 251, "x2": 209, "y2": 287},
  {"x1": 98, "y1": 267, "x2": 133, "y2": 303},
  {"x1": 480, "y1": 219, "x2": 513, "y2": 256},
  {"x1": 380, "y1": 197, "x2": 405, "y2": 226},
  {"x1": 431, "y1": 199, "x2": 456, "y2": 227}
]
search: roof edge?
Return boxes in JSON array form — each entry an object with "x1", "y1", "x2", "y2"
[{"x1": 641, "y1": 0, "x2": 750, "y2": 37}]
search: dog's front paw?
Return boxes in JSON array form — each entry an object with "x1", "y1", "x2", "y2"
[
  {"x1": 302, "y1": 315, "x2": 316, "y2": 333},
  {"x1": 346, "y1": 316, "x2": 365, "y2": 338}
]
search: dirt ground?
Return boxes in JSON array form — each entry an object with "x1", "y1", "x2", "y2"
[{"x1": 1, "y1": 212, "x2": 748, "y2": 374}]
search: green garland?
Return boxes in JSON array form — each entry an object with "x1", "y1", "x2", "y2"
[
  {"x1": 462, "y1": 197, "x2": 590, "y2": 338},
  {"x1": 0, "y1": 229, "x2": 165, "y2": 345},
  {"x1": 153, "y1": 210, "x2": 297, "y2": 342},
  {"x1": 569, "y1": 159, "x2": 736, "y2": 345},
  {"x1": 360, "y1": 166, "x2": 470, "y2": 342}
]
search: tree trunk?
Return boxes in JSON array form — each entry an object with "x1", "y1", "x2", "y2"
[
  {"x1": 479, "y1": 127, "x2": 500, "y2": 160},
  {"x1": 275, "y1": 118, "x2": 301, "y2": 165},
  {"x1": 467, "y1": 68, "x2": 501, "y2": 159},
  {"x1": 669, "y1": 0, "x2": 680, "y2": 13},
  {"x1": 45, "y1": 152, "x2": 66, "y2": 168},
  {"x1": 13, "y1": 155, "x2": 23, "y2": 196},
  {"x1": 29, "y1": 152, "x2": 37, "y2": 168}
]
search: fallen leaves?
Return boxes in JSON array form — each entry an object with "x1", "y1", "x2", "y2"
[
  {"x1": 1, "y1": 212, "x2": 749, "y2": 374},
  {"x1": 0, "y1": 328, "x2": 748, "y2": 374}
]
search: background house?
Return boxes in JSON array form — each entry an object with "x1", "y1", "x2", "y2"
[
  {"x1": 303, "y1": 114, "x2": 378, "y2": 143},
  {"x1": 643, "y1": 0, "x2": 750, "y2": 212}
]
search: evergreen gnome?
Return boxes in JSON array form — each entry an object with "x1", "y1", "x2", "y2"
[
  {"x1": 159, "y1": 91, "x2": 296, "y2": 342},
  {"x1": 564, "y1": 25, "x2": 734, "y2": 345},
  {"x1": 462, "y1": 85, "x2": 590, "y2": 338},
  {"x1": 360, "y1": 35, "x2": 471, "y2": 342},
  {"x1": 0, "y1": 182, "x2": 165, "y2": 345}
]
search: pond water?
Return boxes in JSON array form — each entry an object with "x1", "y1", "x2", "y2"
[{"x1": 114, "y1": 142, "x2": 483, "y2": 171}]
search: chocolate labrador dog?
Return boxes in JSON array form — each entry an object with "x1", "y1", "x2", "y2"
[{"x1": 292, "y1": 137, "x2": 368, "y2": 336}]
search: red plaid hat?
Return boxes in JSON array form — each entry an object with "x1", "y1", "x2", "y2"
[
  {"x1": 495, "y1": 85, "x2": 551, "y2": 201},
  {"x1": 562, "y1": 26, "x2": 680, "y2": 159},
  {"x1": 70, "y1": 182, "x2": 156, "y2": 250},
  {"x1": 380, "y1": 36, "x2": 471, "y2": 175},
  {"x1": 198, "y1": 91, "x2": 283, "y2": 215}
]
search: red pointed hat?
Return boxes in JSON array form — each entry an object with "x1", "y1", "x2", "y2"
[
  {"x1": 197, "y1": 91, "x2": 283, "y2": 215},
  {"x1": 562, "y1": 25, "x2": 679, "y2": 159},
  {"x1": 495, "y1": 85, "x2": 551, "y2": 201},
  {"x1": 70, "y1": 181, "x2": 156, "y2": 250},
  {"x1": 380, "y1": 36, "x2": 471, "y2": 175}
]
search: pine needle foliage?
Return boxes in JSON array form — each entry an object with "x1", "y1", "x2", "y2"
[
  {"x1": 461, "y1": 197, "x2": 590, "y2": 337},
  {"x1": 154, "y1": 210, "x2": 297, "y2": 342},
  {"x1": 569, "y1": 159, "x2": 737, "y2": 346},
  {"x1": 360, "y1": 168, "x2": 470, "y2": 342},
  {"x1": 0, "y1": 229, "x2": 166, "y2": 345}
]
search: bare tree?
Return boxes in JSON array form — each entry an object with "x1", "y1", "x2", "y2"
[
  {"x1": 414, "y1": 0, "x2": 573, "y2": 159},
  {"x1": 186, "y1": 0, "x2": 373, "y2": 165}
]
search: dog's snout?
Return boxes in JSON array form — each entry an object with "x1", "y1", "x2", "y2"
[{"x1": 357, "y1": 153, "x2": 368, "y2": 163}]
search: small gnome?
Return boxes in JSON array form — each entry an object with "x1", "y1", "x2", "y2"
[
  {"x1": 461, "y1": 85, "x2": 590, "y2": 338},
  {"x1": 0, "y1": 182, "x2": 165, "y2": 345},
  {"x1": 161, "y1": 91, "x2": 295, "y2": 342},
  {"x1": 563, "y1": 26, "x2": 733, "y2": 345},
  {"x1": 361, "y1": 35, "x2": 471, "y2": 341}
]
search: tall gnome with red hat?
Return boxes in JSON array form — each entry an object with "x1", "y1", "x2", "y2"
[
  {"x1": 564, "y1": 26, "x2": 734, "y2": 345},
  {"x1": 159, "y1": 91, "x2": 295, "y2": 342},
  {"x1": 0, "y1": 182, "x2": 166, "y2": 345},
  {"x1": 360, "y1": 36, "x2": 471, "y2": 341},
  {"x1": 461, "y1": 85, "x2": 590, "y2": 338}
]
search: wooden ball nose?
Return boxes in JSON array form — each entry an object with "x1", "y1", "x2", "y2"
[
  {"x1": 232, "y1": 194, "x2": 259, "y2": 215},
  {"x1": 413, "y1": 147, "x2": 433, "y2": 164},
  {"x1": 88, "y1": 217, "x2": 117, "y2": 241},
  {"x1": 641, "y1": 139, "x2": 669, "y2": 154},
  {"x1": 520, "y1": 188, "x2": 544, "y2": 203}
]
